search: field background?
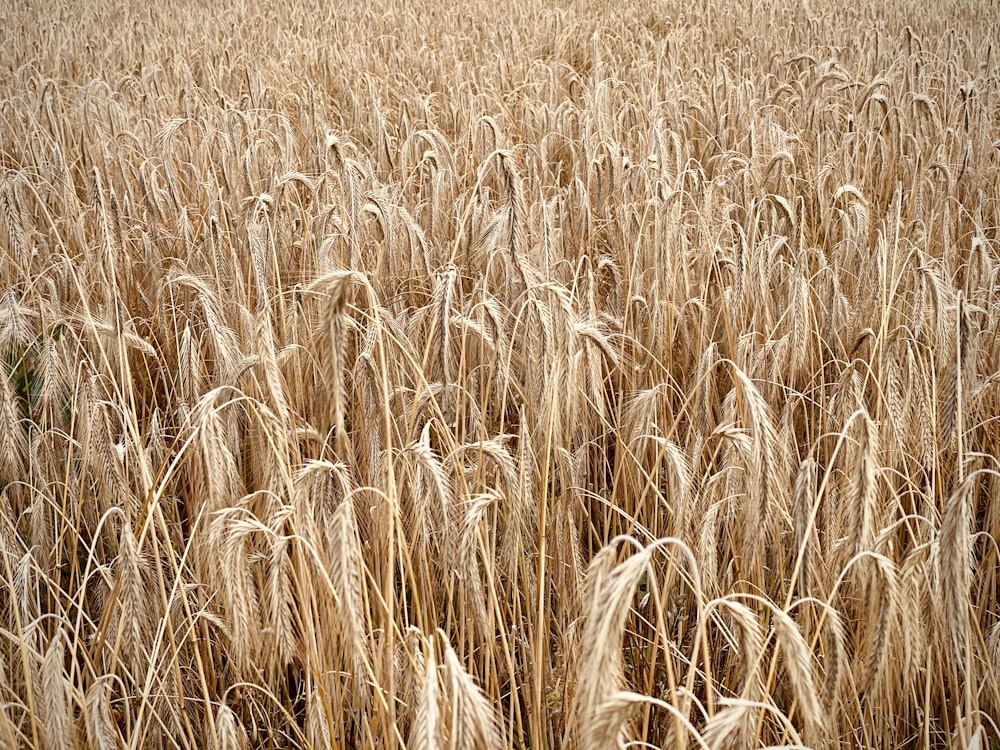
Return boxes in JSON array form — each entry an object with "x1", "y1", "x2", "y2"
[{"x1": 2, "y1": 0, "x2": 999, "y2": 747}]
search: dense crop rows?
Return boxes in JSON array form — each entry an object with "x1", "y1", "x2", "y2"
[{"x1": 1, "y1": 0, "x2": 999, "y2": 747}]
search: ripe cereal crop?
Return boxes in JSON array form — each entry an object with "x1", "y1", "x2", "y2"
[{"x1": 1, "y1": 0, "x2": 998, "y2": 747}]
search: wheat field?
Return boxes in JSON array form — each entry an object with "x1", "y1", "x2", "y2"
[{"x1": 1, "y1": 0, "x2": 999, "y2": 747}]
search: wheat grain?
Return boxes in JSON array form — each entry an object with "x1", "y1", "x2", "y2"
[
  {"x1": 715, "y1": 600, "x2": 765, "y2": 696},
  {"x1": 792, "y1": 457, "x2": 818, "y2": 597},
  {"x1": 820, "y1": 604, "x2": 847, "y2": 715},
  {"x1": 41, "y1": 632, "x2": 73, "y2": 750},
  {"x1": 938, "y1": 475, "x2": 974, "y2": 670},
  {"x1": 114, "y1": 521, "x2": 149, "y2": 672},
  {"x1": 84, "y1": 677, "x2": 119, "y2": 750},
  {"x1": 857, "y1": 553, "x2": 899, "y2": 696},
  {"x1": 442, "y1": 635, "x2": 503, "y2": 750},
  {"x1": 701, "y1": 703, "x2": 755, "y2": 750},
  {"x1": 216, "y1": 704, "x2": 248, "y2": 750},
  {"x1": 847, "y1": 411, "x2": 878, "y2": 561},
  {"x1": 771, "y1": 608, "x2": 824, "y2": 740},
  {"x1": 410, "y1": 645, "x2": 442, "y2": 750}
]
